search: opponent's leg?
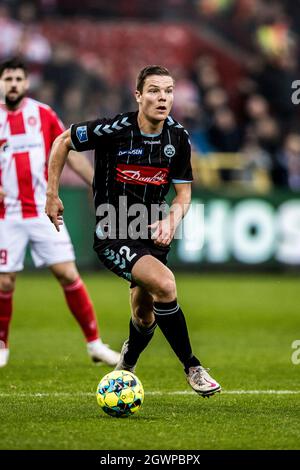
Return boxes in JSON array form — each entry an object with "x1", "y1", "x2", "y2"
[
  {"x1": 50, "y1": 261, "x2": 120, "y2": 366},
  {"x1": 0, "y1": 273, "x2": 16, "y2": 367},
  {"x1": 0, "y1": 218, "x2": 28, "y2": 367}
]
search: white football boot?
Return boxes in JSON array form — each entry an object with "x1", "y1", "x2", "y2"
[
  {"x1": 87, "y1": 339, "x2": 120, "y2": 366},
  {"x1": 186, "y1": 366, "x2": 221, "y2": 398},
  {"x1": 0, "y1": 347, "x2": 9, "y2": 368}
]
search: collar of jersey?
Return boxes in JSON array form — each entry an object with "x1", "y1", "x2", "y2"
[{"x1": 140, "y1": 131, "x2": 162, "y2": 137}]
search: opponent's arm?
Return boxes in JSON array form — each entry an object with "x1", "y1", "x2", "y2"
[
  {"x1": 150, "y1": 183, "x2": 191, "y2": 247},
  {"x1": 45, "y1": 128, "x2": 73, "y2": 231}
]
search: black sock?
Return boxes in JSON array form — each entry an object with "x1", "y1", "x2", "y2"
[
  {"x1": 153, "y1": 300, "x2": 201, "y2": 372},
  {"x1": 124, "y1": 318, "x2": 157, "y2": 365}
]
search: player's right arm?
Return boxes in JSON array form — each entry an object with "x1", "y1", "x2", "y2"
[
  {"x1": 45, "y1": 128, "x2": 73, "y2": 231},
  {"x1": 46, "y1": 117, "x2": 110, "y2": 230}
]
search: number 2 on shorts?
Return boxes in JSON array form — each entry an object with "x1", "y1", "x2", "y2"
[{"x1": 119, "y1": 246, "x2": 137, "y2": 262}]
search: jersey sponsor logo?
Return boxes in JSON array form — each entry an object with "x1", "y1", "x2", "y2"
[
  {"x1": 116, "y1": 164, "x2": 169, "y2": 186},
  {"x1": 76, "y1": 125, "x2": 88, "y2": 143},
  {"x1": 9, "y1": 142, "x2": 43, "y2": 152},
  {"x1": 0, "y1": 139, "x2": 8, "y2": 152},
  {"x1": 164, "y1": 144, "x2": 175, "y2": 158},
  {"x1": 118, "y1": 148, "x2": 144, "y2": 157}
]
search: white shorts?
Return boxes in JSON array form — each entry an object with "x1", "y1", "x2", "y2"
[{"x1": 0, "y1": 214, "x2": 75, "y2": 273}]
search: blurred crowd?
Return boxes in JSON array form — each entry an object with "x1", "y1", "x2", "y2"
[{"x1": 1, "y1": 0, "x2": 300, "y2": 191}]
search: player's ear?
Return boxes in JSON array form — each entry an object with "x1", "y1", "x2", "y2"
[
  {"x1": 25, "y1": 77, "x2": 30, "y2": 92},
  {"x1": 135, "y1": 90, "x2": 142, "y2": 104}
]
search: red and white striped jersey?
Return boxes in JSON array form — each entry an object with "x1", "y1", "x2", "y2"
[{"x1": 0, "y1": 97, "x2": 64, "y2": 219}]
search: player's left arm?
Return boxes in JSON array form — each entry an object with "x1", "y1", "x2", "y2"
[
  {"x1": 150, "y1": 183, "x2": 191, "y2": 247},
  {"x1": 151, "y1": 128, "x2": 193, "y2": 247},
  {"x1": 169, "y1": 181, "x2": 192, "y2": 227},
  {"x1": 66, "y1": 151, "x2": 93, "y2": 186}
]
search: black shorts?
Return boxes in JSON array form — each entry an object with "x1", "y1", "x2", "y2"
[{"x1": 93, "y1": 237, "x2": 170, "y2": 287}]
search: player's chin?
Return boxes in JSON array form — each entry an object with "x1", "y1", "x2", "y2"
[{"x1": 153, "y1": 110, "x2": 168, "y2": 121}]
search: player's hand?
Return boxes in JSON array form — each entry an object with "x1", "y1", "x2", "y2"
[
  {"x1": 0, "y1": 185, "x2": 6, "y2": 203},
  {"x1": 45, "y1": 193, "x2": 64, "y2": 232},
  {"x1": 149, "y1": 218, "x2": 176, "y2": 247}
]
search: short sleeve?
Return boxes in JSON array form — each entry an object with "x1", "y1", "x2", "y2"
[
  {"x1": 50, "y1": 109, "x2": 65, "y2": 141},
  {"x1": 170, "y1": 130, "x2": 193, "y2": 183},
  {"x1": 70, "y1": 118, "x2": 110, "y2": 152}
]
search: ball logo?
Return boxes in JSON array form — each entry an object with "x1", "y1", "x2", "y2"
[{"x1": 164, "y1": 144, "x2": 175, "y2": 158}]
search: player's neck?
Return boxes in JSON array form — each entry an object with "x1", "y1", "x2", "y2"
[{"x1": 137, "y1": 113, "x2": 164, "y2": 135}]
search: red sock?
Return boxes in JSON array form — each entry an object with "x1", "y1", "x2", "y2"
[
  {"x1": 0, "y1": 290, "x2": 13, "y2": 348},
  {"x1": 62, "y1": 278, "x2": 100, "y2": 342}
]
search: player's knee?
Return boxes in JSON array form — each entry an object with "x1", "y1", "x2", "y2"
[
  {"x1": 154, "y1": 276, "x2": 177, "y2": 302},
  {"x1": 59, "y1": 271, "x2": 78, "y2": 286},
  {"x1": 132, "y1": 307, "x2": 154, "y2": 328},
  {"x1": 0, "y1": 274, "x2": 16, "y2": 292},
  {"x1": 52, "y1": 263, "x2": 78, "y2": 286}
]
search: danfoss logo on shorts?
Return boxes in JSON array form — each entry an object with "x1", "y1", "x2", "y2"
[{"x1": 116, "y1": 164, "x2": 169, "y2": 186}]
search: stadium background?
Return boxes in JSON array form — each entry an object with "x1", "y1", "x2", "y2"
[
  {"x1": 1, "y1": 0, "x2": 299, "y2": 451},
  {"x1": 2, "y1": 0, "x2": 300, "y2": 271}
]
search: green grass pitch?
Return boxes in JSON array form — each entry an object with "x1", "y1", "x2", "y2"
[{"x1": 0, "y1": 273, "x2": 299, "y2": 450}]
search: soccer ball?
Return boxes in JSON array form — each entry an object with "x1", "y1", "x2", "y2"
[{"x1": 96, "y1": 370, "x2": 144, "y2": 418}]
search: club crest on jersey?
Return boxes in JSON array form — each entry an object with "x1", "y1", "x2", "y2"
[
  {"x1": 164, "y1": 144, "x2": 175, "y2": 158},
  {"x1": 28, "y1": 116, "x2": 37, "y2": 126},
  {"x1": 76, "y1": 126, "x2": 88, "y2": 143},
  {"x1": 0, "y1": 139, "x2": 8, "y2": 152}
]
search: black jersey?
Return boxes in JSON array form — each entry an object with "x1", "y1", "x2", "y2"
[{"x1": 71, "y1": 111, "x2": 192, "y2": 236}]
